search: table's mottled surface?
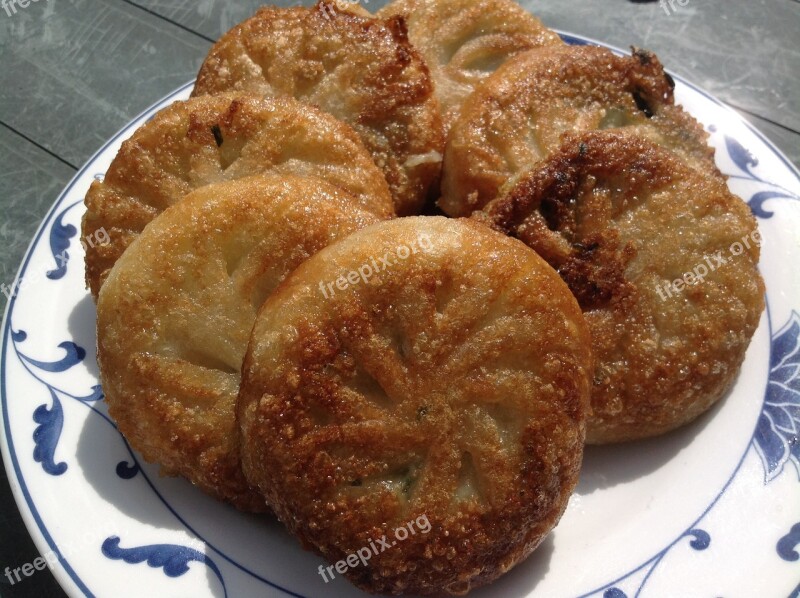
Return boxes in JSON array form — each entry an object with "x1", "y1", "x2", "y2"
[{"x1": 0, "y1": 1, "x2": 797, "y2": 596}]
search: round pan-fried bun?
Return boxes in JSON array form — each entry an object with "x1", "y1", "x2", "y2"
[
  {"x1": 97, "y1": 175, "x2": 381, "y2": 511},
  {"x1": 237, "y1": 216, "x2": 593, "y2": 594},
  {"x1": 83, "y1": 93, "x2": 393, "y2": 298},
  {"x1": 193, "y1": 3, "x2": 444, "y2": 216},
  {"x1": 378, "y1": 0, "x2": 563, "y2": 133},
  {"x1": 441, "y1": 45, "x2": 718, "y2": 217},
  {"x1": 476, "y1": 130, "x2": 765, "y2": 443}
]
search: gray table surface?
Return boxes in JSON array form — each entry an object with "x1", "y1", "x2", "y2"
[{"x1": 0, "y1": 1, "x2": 798, "y2": 596}]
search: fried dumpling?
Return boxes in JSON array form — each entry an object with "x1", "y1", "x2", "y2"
[
  {"x1": 97, "y1": 174, "x2": 381, "y2": 511},
  {"x1": 475, "y1": 130, "x2": 765, "y2": 443},
  {"x1": 378, "y1": 0, "x2": 562, "y2": 133},
  {"x1": 441, "y1": 45, "x2": 718, "y2": 216},
  {"x1": 193, "y1": 3, "x2": 444, "y2": 216},
  {"x1": 237, "y1": 216, "x2": 592, "y2": 593},
  {"x1": 83, "y1": 93, "x2": 393, "y2": 297}
]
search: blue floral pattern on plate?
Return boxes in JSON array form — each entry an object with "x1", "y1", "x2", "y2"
[
  {"x1": 710, "y1": 127, "x2": 800, "y2": 219},
  {"x1": 10, "y1": 325, "x2": 103, "y2": 476},
  {"x1": 753, "y1": 312, "x2": 800, "y2": 482},
  {"x1": 101, "y1": 536, "x2": 227, "y2": 597}
]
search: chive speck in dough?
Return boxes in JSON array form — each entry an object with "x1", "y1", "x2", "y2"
[{"x1": 211, "y1": 124, "x2": 224, "y2": 147}]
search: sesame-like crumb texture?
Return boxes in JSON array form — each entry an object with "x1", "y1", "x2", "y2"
[
  {"x1": 97, "y1": 175, "x2": 380, "y2": 511},
  {"x1": 476, "y1": 130, "x2": 765, "y2": 443},
  {"x1": 238, "y1": 216, "x2": 593, "y2": 594},
  {"x1": 441, "y1": 45, "x2": 718, "y2": 216},
  {"x1": 378, "y1": 0, "x2": 562, "y2": 133},
  {"x1": 83, "y1": 92, "x2": 393, "y2": 297},
  {"x1": 193, "y1": 3, "x2": 444, "y2": 216}
]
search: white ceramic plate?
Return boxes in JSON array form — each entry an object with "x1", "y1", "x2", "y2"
[{"x1": 2, "y1": 32, "x2": 800, "y2": 598}]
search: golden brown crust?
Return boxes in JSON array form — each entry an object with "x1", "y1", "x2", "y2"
[
  {"x1": 97, "y1": 175, "x2": 380, "y2": 511},
  {"x1": 192, "y1": 3, "x2": 444, "y2": 216},
  {"x1": 441, "y1": 45, "x2": 718, "y2": 216},
  {"x1": 238, "y1": 216, "x2": 592, "y2": 594},
  {"x1": 378, "y1": 0, "x2": 562, "y2": 133},
  {"x1": 82, "y1": 92, "x2": 394, "y2": 298},
  {"x1": 476, "y1": 130, "x2": 765, "y2": 443}
]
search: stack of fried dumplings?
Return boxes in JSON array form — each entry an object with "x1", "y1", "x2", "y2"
[{"x1": 84, "y1": 1, "x2": 764, "y2": 594}]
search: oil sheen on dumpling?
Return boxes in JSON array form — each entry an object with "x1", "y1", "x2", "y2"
[{"x1": 97, "y1": 174, "x2": 381, "y2": 511}]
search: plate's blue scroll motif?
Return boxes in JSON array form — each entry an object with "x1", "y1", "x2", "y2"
[
  {"x1": 11, "y1": 329, "x2": 103, "y2": 476},
  {"x1": 102, "y1": 536, "x2": 228, "y2": 598},
  {"x1": 709, "y1": 126, "x2": 800, "y2": 219},
  {"x1": 753, "y1": 311, "x2": 800, "y2": 483}
]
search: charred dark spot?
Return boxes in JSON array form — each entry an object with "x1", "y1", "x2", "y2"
[
  {"x1": 385, "y1": 14, "x2": 410, "y2": 43},
  {"x1": 416, "y1": 406, "x2": 428, "y2": 420},
  {"x1": 350, "y1": 478, "x2": 362, "y2": 487},
  {"x1": 632, "y1": 47, "x2": 651, "y2": 65},
  {"x1": 664, "y1": 71, "x2": 676, "y2": 90},
  {"x1": 574, "y1": 241, "x2": 599, "y2": 252},
  {"x1": 211, "y1": 124, "x2": 224, "y2": 147},
  {"x1": 632, "y1": 90, "x2": 654, "y2": 118},
  {"x1": 540, "y1": 196, "x2": 562, "y2": 231},
  {"x1": 558, "y1": 237, "x2": 635, "y2": 310},
  {"x1": 559, "y1": 265, "x2": 613, "y2": 310},
  {"x1": 578, "y1": 142, "x2": 588, "y2": 156}
]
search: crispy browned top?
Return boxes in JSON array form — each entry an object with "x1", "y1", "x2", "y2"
[
  {"x1": 476, "y1": 130, "x2": 765, "y2": 443},
  {"x1": 441, "y1": 45, "x2": 718, "y2": 216},
  {"x1": 193, "y1": 3, "x2": 444, "y2": 216},
  {"x1": 82, "y1": 93, "x2": 393, "y2": 298},
  {"x1": 378, "y1": 0, "x2": 562, "y2": 133},
  {"x1": 238, "y1": 216, "x2": 592, "y2": 594},
  {"x1": 97, "y1": 175, "x2": 380, "y2": 511}
]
